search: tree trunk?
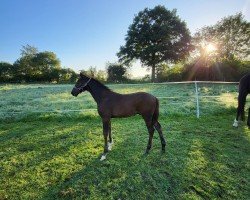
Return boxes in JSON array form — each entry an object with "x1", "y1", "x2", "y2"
[{"x1": 151, "y1": 64, "x2": 156, "y2": 82}]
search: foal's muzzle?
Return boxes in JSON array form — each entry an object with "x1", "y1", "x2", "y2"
[{"x1": 71, "y1": 87, "x2": 80, "y2": 97}]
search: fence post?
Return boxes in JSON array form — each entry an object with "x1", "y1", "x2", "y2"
[{"x1": 195, "y1": 81, "x2": 200, "y2": 118}]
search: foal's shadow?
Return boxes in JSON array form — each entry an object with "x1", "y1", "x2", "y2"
[
  {"x1": 40, "y1": 139, "x2": 170, "y2": 200},
  {"x1": 38, "y1": 115, "x2": 171, "y2": 199}
]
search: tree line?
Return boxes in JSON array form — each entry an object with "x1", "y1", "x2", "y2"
[
  {"x1": 0, "y1": 45, "x2": 128, "y2": 83},
  {"x1": 1, "y1": 6, "x2": 249, "y2": 83},
  {"x1": 0, "y1": 45, "x2": 78, "y2": 83}
]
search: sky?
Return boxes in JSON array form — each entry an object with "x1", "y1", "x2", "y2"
[{"x1": 1, "y1": 0, "x2": 250, "y2": 77}]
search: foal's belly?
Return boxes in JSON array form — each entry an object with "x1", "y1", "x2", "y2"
[{"x1": 111, "y1": 108, "x2": 137, "y2": 118}]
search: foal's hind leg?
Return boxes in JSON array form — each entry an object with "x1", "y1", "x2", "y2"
[
  {"x1": 233, "y1": 108, "x2": 239, "y2": 127},
  {"x1": 154, "y1": 121, "x2": 166, "y2": 153},
  {"x1": 233, "y1": 98, "x2": 242, "y2": 127},
  {"x1": 108, "y1": 121, "x2": 113, "y2": 151},
  {"x1": 233, "y1": 93, "x2": 247, "y2": 127},
  {"x1": 143, "y1": 115, "x2": 155, "y2": 154}
]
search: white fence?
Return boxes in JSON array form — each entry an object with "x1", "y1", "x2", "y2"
[{"x1": 0, "y1": 81, "x2": 240, "y2": 118}]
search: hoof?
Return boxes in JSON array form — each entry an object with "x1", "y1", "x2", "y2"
[
  {"x1": 233, "y1": 119, "x2": 238, "y2": 127},
  {"x1": 100, "y1": 154, "x2": 107, "y2": 161},
  {"x1": 108, "y1": 142, "x2": 113, "y2": 151}
]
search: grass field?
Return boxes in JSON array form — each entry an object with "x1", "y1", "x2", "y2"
[{"x1": 0, "y1": 83, "x2": 249, "y2": 199}]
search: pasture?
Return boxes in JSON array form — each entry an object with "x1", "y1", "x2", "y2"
[{"x1": 0, "y1": 83, "x2": 249, "y2": 199}]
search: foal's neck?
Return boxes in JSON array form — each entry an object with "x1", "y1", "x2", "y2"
[{"x1": 87, "y1": 80, "x2": 112, "y2": 104}]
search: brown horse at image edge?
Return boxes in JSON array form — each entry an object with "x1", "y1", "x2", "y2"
[
  {"x1": 71, "y1": 73, "x2": 166, "y2": 160},
  {"x1": 233, "y1": 73, "x2": 250, "y2": 128}
]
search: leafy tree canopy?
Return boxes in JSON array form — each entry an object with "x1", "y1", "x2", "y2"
[
  {"x1": 107, "y1": 63, "x2": 127, "y2": 83},
  {"x1": 117, "y1": 5, "x2": 192, "y2": 82},
  {"x1": 20, "y1": 44, "x2": 38, "y2": 57},
  {"x1": 0, "y1": 62, "x2": 14, "y2": 82},
  {"x1": 193, "y1": 13, "x2": 250, "y2": 61},
  {"x1": 14, "y1": 45, "x2": 61, "y2": 81},
  {"x1": 81, "y1": 66, "x2": 107, "y2": 82}
]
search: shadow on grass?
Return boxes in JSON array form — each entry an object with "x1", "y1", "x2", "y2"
[
  {"x1": 39, "y1": 131, "x2": 177, "y2": 199},
  {"x1": 1, "y1": 109, "x2": 249, "y2": 199},
  {"x1": 178, "y1": 112, "x2": 250, "y2": 199}
]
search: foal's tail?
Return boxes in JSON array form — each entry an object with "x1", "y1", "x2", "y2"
[{"x1": 152, "y1": 98, "x2": 159, "y2": 123}]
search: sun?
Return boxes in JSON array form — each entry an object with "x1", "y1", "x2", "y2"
[{"x1": 204, "y1": 43, "x2": 217, "y2": 54}]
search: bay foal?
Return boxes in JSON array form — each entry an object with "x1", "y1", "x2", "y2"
[{"x1": 71, "y1": 73, "x2": 166, "y2": 160}]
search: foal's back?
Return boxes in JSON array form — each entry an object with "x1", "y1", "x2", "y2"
[{"x1": 101, "y1": 92, "x2": 157, "y2": 118}]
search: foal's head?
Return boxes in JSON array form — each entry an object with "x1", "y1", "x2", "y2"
[{"x1": 71, "y1": 73, "x2": 91, "y2": 97}]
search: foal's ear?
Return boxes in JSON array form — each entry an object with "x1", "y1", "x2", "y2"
[{"x1": 80, "y1": 72, "x2": 86, "y2": 77}]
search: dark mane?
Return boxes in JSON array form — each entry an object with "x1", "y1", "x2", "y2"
[{"x1": 92, "y1": 78, "x2": 112, "y2": 92}]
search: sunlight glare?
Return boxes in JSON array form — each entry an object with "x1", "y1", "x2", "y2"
[{"x1": 205, "y1": 43, "x2": 217, "y2": 53}]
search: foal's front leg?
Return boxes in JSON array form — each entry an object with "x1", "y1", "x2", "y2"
[
  {"x1": 100, "y1": 118, "x2": 110, "y2": 161},
  {"x1": 108, "y1": 120, "x2": 113, "y2": 151}
]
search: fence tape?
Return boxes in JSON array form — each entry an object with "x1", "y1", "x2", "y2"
[{"x1": 0, "y1": 81, "x2": 241, "y2": 116}]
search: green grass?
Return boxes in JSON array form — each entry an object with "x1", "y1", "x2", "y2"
[{"x1": 0, "y1": 83, "x2": 249, "y2": 199}]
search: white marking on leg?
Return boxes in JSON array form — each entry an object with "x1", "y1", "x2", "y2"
[
  {"x1": 108, "y1": 142, "x2": 113, "y2": 151},
  {"x1": 233, "y1": 119, "x2": 238, "y2": 127},
  {"x1": 100, "y1": 154, "x2": 106, "y2": 161}
]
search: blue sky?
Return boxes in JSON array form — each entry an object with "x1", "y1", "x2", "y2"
[{"x1": 1, "y1": 0, "x2": 249, "y2": 76}]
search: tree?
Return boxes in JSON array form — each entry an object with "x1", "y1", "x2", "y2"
[
  {"x1": 14, "y1": 45, "x2": 61, "y2": 82},
  {"x1": 0, "y1": 62, "x2": 14, "y2": 82},
  {"x1": 156, "y1": 63, "x2": 184, "y2": 82},
  {"x1": 156, "y1": 63, "x2": 170, "y2": 82},
  {"x1": 20, "y1": 44, "x2": 38, "y2": 57},
  {"x1": 58, "y1": 68, "x2": 78, "y2": 83},
  {"x1": 82, "y1": 66, "x2": 97, "y2": 78},
  {"x1": 81, "y1": 66, "x2": 107, "y2": 82},
  {"x1": 186, "y1": 13, "x2": 250, "y2": 81},
  {"x1": 117, "y1": 5, "x2": 192, "y2": 82},
  {"x1": 193, "y1": 13, "x2": 250, "y2": 61},
  {"x1": 96, "y1": 70, "x2": 107, "y2": 82},
  {"x1": 32, "y1": 51, "x2": 60, "y2": 81},
  {"x1": 13, "y1": 45, "x2": 38, "y2": 82},
  {"x1": 107, "y1": 63, "x2": 127, "y2": 83}
]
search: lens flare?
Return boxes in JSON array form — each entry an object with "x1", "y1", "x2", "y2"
[{"x1": 205, "y1": 43, "x2": 217, "y2": 53}]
